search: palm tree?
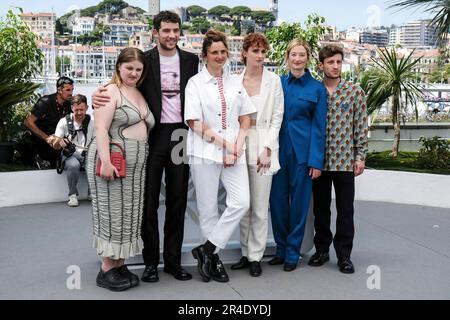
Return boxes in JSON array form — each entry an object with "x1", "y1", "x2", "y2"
[
  {"x1": 363, "y1": 48, "x2": 423, "y2": 156},
  {"x1": 388, "y1": 0, "x2": 450, "y2": 44},
  {"x1": 0, "y1": 61, "x2": 41, "y2": 142}
]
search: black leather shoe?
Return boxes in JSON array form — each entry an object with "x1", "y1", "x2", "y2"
[
  {"x1": 117, "y1": 265, "x2": 139, "y2": 287},
  {"x1": 338, "y1": 257, "x2": 355, "y2": 274},
  {"x1": 268, "y1": 256, "x2": 285, "y2": 265},
  {"x1": 249, "y1": 261, "x2": 262, "y2": 277},
  {"x1": 141, "y1": 265, "x2": 159, "y2": 283},
  {"x1": 96, "y1": 268, "x2": 131, "y2": 292},
  {"x1": 283, "y1": 262, "x2": 297, "y2": 272},
  {"x1": 231, "y1": 256, "x2": 249, "y2": 270},
  {"x1": 211, "y1": 254, "x2": 229, "y2": 282},
  {"x1": 308, "y1": 252, "x2": 330, "y2": 267},
  {"x1": 191, "y1": 245, "x2": 211, "y2": 282},
  {"x1": 164, "y1": 265, "x2": 193, "y2": 281}
]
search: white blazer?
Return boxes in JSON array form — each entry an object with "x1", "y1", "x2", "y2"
[{"x1": 239, "y1": 67, "x2": 284, "y2": 175}]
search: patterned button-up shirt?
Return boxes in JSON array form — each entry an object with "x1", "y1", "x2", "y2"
[{"x1": 323, "y1": 80, "x2": 368, "y2": 172}]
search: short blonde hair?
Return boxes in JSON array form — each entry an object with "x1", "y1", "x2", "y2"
[
  {"x1": 285, "y1": 38, "x2": 311, "y2": 72},
  {"x1": 70, "y1": 94, "x2": 87, "y2": 107}
]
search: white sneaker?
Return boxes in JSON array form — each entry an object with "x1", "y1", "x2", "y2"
[{"x1": 68, "y1": 194, "x2": 79, "y2": 207}]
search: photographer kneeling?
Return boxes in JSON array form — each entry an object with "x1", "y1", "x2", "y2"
[{"x1": 53, "y1": 94, "x2": 95, "y2": 207}]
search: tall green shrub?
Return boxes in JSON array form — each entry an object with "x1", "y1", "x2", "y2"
[
  {"x1": 416, "y1": 136, "x2": 450, "y2": 170},
  {"x1": 0, "y1": 8, "x2": 43, "y2": 141}
]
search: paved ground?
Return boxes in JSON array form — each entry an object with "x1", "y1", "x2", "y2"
[{"x1": 0, "y1": 200, "x2": 449, "y2": 300}]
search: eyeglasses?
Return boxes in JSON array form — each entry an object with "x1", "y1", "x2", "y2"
[{"x1": 57, "y1": 77, "x2": 74, "y2": 89}]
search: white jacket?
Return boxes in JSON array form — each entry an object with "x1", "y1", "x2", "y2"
[{"x1": 239, "y1": 67, "x2": 284, "y2": 175}]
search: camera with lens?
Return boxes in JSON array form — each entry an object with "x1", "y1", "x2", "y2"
[{"x1": 62, "y1": 137, "x2": 76, "y2": 157}]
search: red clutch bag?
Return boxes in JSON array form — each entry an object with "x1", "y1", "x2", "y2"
[{"x1": 96, "y1": 142, "x2": 126, "y2": 178}]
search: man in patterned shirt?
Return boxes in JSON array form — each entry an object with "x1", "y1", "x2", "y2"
[{"x1": 308, "y1": 45, "x2": 368, "y2": 274}]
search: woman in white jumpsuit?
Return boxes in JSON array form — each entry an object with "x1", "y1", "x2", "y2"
[{"x1": 185, "y1": 30, "x2": 256, "y2": 283}]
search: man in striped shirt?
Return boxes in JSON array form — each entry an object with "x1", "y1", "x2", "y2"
[{"x1": 308, "y1": 45, "x2": 368, "y2": 274}]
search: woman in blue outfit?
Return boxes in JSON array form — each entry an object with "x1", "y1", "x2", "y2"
[{"x1": 269, "y1": 38, "x2": 327, "y2": 271}]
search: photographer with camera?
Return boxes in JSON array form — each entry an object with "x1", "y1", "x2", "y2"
[
  {"x1": 53, "y1": 94, "x2": 94, "y2": 207},
  {"x1": 23, "y1": 76, "x2": 74, "y2": 168}
]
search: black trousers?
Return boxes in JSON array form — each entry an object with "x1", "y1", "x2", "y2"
[
  {"x1": 312, "y1": 171, "x2": 355, "y2": 259},
  {"x1": 20, "y1": 134, "x2": 59, "y2": 167},
  {"x1": 141, "y1": 123, "x2": 189, "y2": 268}
]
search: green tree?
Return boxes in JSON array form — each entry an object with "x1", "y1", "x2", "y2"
[
  {"x1": 358, "y1": 67, "x2": 386, "y2": 113},
  {"x1": 230, "y1": 6, "x2": 252, "y2": 17},
  {"x1": 416, "y1": 136, "x2": 450, "y2": 170},
  {"x1": 208, "y1": 5, "x2": 230, "y2": 17},
  {"x1": 55, "y1": 19, "x2": 65, "y2": 35},
  {"x1": 189, "y1": 17, "x2": 211, "y2": 34},
  {"x1": 232, "y1": 20, "x2": 241, "y2": 36},
  {"x1": 92, "y1": 22, "x2": 111, "y2": 40},
  {"x1": 0, "y1": 8, "x2": 42, "y2": 142},
  {"x1": 388, "y1": 0, "x2": 450, "y2": 44},
  {"x1": 265, "y1": 14, "x2": 330, "y2": 75},
  {"x1": 56, "y1": 0, "x2": 145, "y2": 32},
  {"x1": 0, "y1": 8, "x2": 44, "y2": 80},
  {"x1": 56, "y1": 56, "x2": 71, "y2": 76},
  {"x1": 212, "y1": 23, "x2": 227, "y2": 33},
  {"x1": 363, "y1": 48, "x2": 423, "y2": 156},
  {"x1": 147, "y1": 17, "x2": 154, "y2": 30},
  {"x1": 187, "y1": 5, "x2": 207, "y2": 18},
  {"x1": 429, "y1": 64, "x2": 450, "y2": 83},
  {"x1": 251, "y1": 11, "x2": 276, "y2": 25}
]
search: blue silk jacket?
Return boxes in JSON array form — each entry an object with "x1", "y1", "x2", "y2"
[{"x1": 279, "y1": 69, "x2": 327, "y2": 169}]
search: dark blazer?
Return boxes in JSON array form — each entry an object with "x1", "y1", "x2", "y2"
[{"x1": 139, "y1": 46, "x2": 199, "y2": 132}]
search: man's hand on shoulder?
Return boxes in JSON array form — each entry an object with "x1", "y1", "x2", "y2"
[{"x1": 92, "y1": 85, "x2": 110, "y2": 109}]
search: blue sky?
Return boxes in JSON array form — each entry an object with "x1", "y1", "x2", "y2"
[{"x1": 0, "y1": 0, "x2": 432, "y2": 30}]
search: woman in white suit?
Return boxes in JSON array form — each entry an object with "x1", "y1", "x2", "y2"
[
  {"x1": 230, "y1": 33, "x2": 284, "y2": 277},
  {"x1": 186, "y1": 30, "x2": 255, "y2": 283}
]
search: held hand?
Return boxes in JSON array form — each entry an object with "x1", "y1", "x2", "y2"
[
  {"x1": 223, "y1": 154, "x2": 237, "y2": 168},
  {"x1": 225, "y1": 141, "x2": 236, "y2": 155},
  {"x1": 225, "y1": 142, "x2": 243, "y2": 158},
  {"x1": 46, "y1": 135, "x2": 61, "y2": 150},
  {"x1": 92, "y1": 86, "x2": 110, "y2": 109},
  {"x1": 46, "y1": 135, "x2": 55, "y2": 145},
  {"x1": 235, "y1": 146, "x2": 244, "y2": 158},
  {"x1": 59, "y1": 138, "x2": 68, "y2": 149},
  {"x1": 354, "y1": 161, "x2": 365, "y2": 177},
  {"x1": 100, "y1": 161, "x2": 119, "y2": 181},
  {"x1": 309, "y1": 168, "x2": 322, "y2": 180},
  {"x1": 257, "y1": 148, "x2": 272, "y2": 174}
]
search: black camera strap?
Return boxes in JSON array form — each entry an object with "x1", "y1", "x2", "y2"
[
  {"x1": 66, "y1": 114, "x2": 91, "y2": 146},
  {"x1": 56, "y1": 114, "x2": 91, "y2": 174}
]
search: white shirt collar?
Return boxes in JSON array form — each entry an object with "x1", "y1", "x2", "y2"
[{"x1": 200, "y1": 66, "x2": 231, "y2": 83}]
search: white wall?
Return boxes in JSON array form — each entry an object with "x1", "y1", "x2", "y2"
[
  {"x1": 354, "y1": 170, "x2": 450, "y2": 208},
  {"x1": 0, "y1": 170, "x2": 89, "y2": 207},
  {"x1": 1, "y1": 169, "x2": 449, "y2": 209}
]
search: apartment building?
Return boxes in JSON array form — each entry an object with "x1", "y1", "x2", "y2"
[
  {"x1": 20, "y1": 12, "x2": 56, "y2": 43},
  {"x1": 389, "y1": 20, "x2": 441, "y2": 48},
  {"x1": 72, "y1": 17, "x2": 95, "y2": 36}
]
